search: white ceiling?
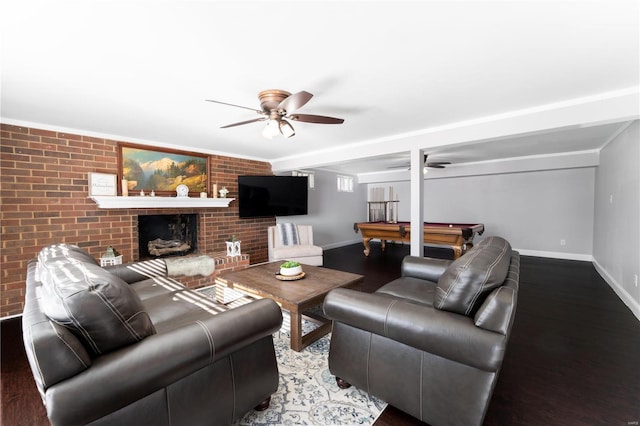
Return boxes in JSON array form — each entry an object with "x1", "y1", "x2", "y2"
[{"x1": 2, "y1": 0, "x2": 639, "y2": 177}]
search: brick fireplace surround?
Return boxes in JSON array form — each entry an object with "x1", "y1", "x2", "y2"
[{"x1": 0, "y1": 123, "x2": 276, "y2": 317}]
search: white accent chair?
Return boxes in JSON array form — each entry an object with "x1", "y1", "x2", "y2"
[{"x1": 268, "y1": 225, "x2": 323, "y2": 266}]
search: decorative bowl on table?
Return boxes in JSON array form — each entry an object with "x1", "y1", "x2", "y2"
[{"x1": 279, "y1": 261, "x2": 303, "y2": 276}]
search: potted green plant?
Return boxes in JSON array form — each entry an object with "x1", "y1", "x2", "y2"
[
  {"x1": 279, "y1": 260, "x2": 302, "y2": 276},
  {"x1": 225, "y1": 235, "x2": 241, "y2": 257}
]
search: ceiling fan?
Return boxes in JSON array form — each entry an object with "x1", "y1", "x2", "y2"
[
  {"x1": 388, "y1": 154, "x2": 451, "y2": 170},
  {"x1": 206, "y1": 89, "x2": 344, "y2": 139}
]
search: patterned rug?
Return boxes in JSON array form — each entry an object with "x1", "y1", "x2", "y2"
[{"x1": 197, "y1": 286, "x2": 387, "y2": 425}]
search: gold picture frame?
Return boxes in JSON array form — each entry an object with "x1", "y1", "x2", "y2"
[{"x1": 118, "y1": 143, "x2": 209, "y2": 196}]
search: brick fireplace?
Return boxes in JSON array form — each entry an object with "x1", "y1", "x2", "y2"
[{"x1": 0, "y1": 123, "x2": 276, "y2": 317}]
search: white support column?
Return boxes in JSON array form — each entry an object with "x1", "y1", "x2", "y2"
[{"x1": 410, "y1": 148, "x2": 424, "y2": 257}]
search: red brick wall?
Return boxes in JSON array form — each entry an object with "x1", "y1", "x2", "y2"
[{"x1": 0, "y1": 123, "x2": 275, "y2": 317}]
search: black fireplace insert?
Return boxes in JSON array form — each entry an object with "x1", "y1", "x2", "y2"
[{"x1": 138, "y1": 214, "x2": 197, "y2": 259}]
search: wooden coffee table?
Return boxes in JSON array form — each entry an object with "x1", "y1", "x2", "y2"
[{"x1": 214, "y1": 262, "x2": 363, "y2": 351}]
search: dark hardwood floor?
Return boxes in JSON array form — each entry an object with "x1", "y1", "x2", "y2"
[{"x1": 2, "y1": 242, "x2": 639, "y2": 425}]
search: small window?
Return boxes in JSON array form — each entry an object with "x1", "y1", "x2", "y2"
[{"x1": 337, "y1": 175, "x2": 354, "y2": 192}]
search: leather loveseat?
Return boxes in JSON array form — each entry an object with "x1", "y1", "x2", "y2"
[
  {"x1": 323, "y1": 236, "x2": 519, "y2": 426},
  {"x1": 22, "y1": 243, "x2": 283, "y2": 426}
]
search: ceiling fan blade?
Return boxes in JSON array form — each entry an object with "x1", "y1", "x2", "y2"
[
  {"x1": 423, "y1": 154, "x2": 450, "y2": 168},
  {"x1": 278, "y1": 91, "x2": 313, "y2": 113},
  {"x1": 288, "y1": 113, "x2": 344, "y2": 124},
  {"x1": 205, "y1": 99, "x2": 264, "y2": 114},
  {"x1": 220, "y1": 117, "x2": 266, "y2": 128}
]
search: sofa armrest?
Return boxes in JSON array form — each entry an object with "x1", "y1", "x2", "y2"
[
  {"x1": 401, "y1": 256, "x2": 452, "y2": 282},
  {"x1": 104, "y1": 259, "x2": 168, "y2": 283},
  {"x1": 45, "y1": 299, "x2": 282, "y2": 426},
  {"x1": 324, "y1": 288, "x2": 506, "y2": 372}
]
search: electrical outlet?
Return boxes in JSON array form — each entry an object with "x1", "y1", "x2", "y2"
[{"x1": 560, "y1": 239, "x2": 566, "y2": 246}]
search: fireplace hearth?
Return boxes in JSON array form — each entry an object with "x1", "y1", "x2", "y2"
[{"x1": 138, "y1": 214, "x2": 198, "y2": 259}]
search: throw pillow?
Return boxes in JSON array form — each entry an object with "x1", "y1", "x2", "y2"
[
  {"x1": 38, "y1": 243, "x2": 99, "y2": 265},
  {"x1": 434, "y1": 236, "x2": 511, "y2": 316},
  {"x1": 40, "y1": 259, "x2": 155, "y2": 356},
  {"x1": 277, "y1": 223, "x2": 299, "y2": 246}
]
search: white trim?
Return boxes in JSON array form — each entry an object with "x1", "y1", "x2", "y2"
[
  {"x1": 593, "y1": 259, "x2": 640, "y2": 322},
  {"x1": 0, "y1": 118, "x2": 271, "y2": 163},
  {"x1": 321, "y1": 239, "x2": 363, "y2": 251},
  {"x1": 1, "y1": 313, "x2": 22, "y2": 321},
  {"x1": 512, "y1": 248, "x2": 593, "y2": 262}
]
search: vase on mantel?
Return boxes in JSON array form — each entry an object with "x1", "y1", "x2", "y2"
[{"x1": 226, "y1": 236, "x2": 241, "y2": 257}]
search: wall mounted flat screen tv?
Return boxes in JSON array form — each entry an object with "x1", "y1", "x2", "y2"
[{"x1": 238, "y1": 175, "x2": 308, "y2": 218}]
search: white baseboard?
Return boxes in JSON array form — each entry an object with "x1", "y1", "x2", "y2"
[
  {"x1": 592, "y1": 259, "x2": 640, "y2": 322},
  {"x1": 514, "y1": 248, "x2": 593, "y2": 262},
  {"x1": 321, "y1": 238, "x2": 363, "y2": 251}
]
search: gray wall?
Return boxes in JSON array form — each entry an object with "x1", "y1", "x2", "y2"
[
  {"x1": 593, "y1": 120, "x2": 640, "y2": 318},
  {"x1": 276, "y1": 170, "x2": 367, "y2": 248},
  {"x1": 373, "y1": 167, "x2": 596, "y2": 258}
]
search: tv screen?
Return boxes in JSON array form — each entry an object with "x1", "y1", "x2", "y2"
[{"x1": 238, "y1": 175, "x2": 308, "y2": 218}]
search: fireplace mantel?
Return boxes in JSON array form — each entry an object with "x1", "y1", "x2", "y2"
[{"x1": 89, "y1": 196, "x2": 235, "y2": 209}]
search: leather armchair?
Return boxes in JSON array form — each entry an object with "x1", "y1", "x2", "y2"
[
  {"x1": 323, "y1": 236, "x2": 519, "y2": 426},
  {"x1": 22, "y1": 244, "x2": 282, "y2": 426}
]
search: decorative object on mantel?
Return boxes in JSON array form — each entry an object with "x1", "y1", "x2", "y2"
[
  {"x1": 213, "y1": 184, "x2": 218, "y2": 198},
  {"x1": 200, "y1": 192, "x2": 207, "y2": 198},
  {"x1": 88, "y1": 172, "x2": 117, "y2": 196},
  {"x1": 165, "y1": 255, "x2": 216, "y2": 277},
  {"x1": 121, "y1": 178, "x2": 129, "y2": 197},
  {"x1": 88, "y1": 195, "x2": 235, "y2": 209},
  {"x1": 219, "y1": 186, "x2": 229, "y2": 198},
  {"x1": 100, "y1": 245, "x2": 122, "y2": 267},
  {"x1": 226, "y1": 235, "x2": 241, "y2": 257},
  {"x1": 150, "y1": 190, "x2": 155, "y2": 197},
  {"x1": 140, "y1": 189, "x2": 145, "y2": 196},
  {"x1": 176, "y1": 184, "x2": 189, "y2": 198}
]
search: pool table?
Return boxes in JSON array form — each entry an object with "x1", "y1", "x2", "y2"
[{"x1": 354, "y1": 221, "x2": 485, "y2": 259}]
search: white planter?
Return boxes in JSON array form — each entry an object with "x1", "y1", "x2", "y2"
[
  {"x1": 226, "y1": 241, "x2": 241, "y2": 257},
  {"x1": 280, "y1": 265, "x2": 303, "y2": 276}
]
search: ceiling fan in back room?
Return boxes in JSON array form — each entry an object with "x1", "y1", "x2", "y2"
[
  {"x1": 206, "y1": 89, "x2": 344, "y2": 139},
  {"x1": 388, "y1": 154, "x2": 452, "y2": 171}
]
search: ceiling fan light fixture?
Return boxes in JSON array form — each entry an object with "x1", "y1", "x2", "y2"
[
  {"x1": 279, "y1": 119, "x2": 295, "y2": 138},
  {"x1": 262, "y1": 119, "x2": 280, "y2": 139}
]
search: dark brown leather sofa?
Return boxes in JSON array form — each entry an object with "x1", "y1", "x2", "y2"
[
  {"x1": 22, "y1": 243, "x2": 282, "y2": 426},
  {"x1": 323, "y1": 236, "x2": 519, "y2": 426}
]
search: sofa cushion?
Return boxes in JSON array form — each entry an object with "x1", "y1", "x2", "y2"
[
  {"x1": 38, "y1": 243, "x2": 99, "y2": 265},
  {"x1": 40, "y1": 259, "x2": 155, "y2": 356},
  {"x1": 376, "y1": 277, "x2": 437, "y2": 307},
  {"x1": 434, "y1": 236, "x2": 511, "y2": 316},
  {"x1": 37, "y1": 243, "x2": 99, "y2": 281},
  {"x1": 270, "y1": 244, "x2": 323, "y2": 259}
]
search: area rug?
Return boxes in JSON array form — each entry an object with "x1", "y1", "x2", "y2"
[{"x1": 197, "y1": 286, "x2": 387, "y2": 425}]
